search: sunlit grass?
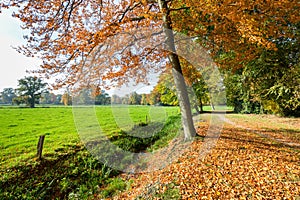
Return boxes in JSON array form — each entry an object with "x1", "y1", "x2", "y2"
[{"x1": 0, "y1": 106, "x2": 180, "y2": 169}]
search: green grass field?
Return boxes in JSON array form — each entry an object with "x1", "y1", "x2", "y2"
[
  {"x1": 0, "y1": 106, "x2": 180, "y2": 169},
  {"x1": 0, "y1": 107, "x2": 77, "y2": 168},
  {"x1": 0, "y1": 105, "x2": 183, "y2": 199}
]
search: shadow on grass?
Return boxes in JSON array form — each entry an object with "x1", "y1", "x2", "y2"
[
  {"x1": 85, "y1": 115, "x2": 182, "y2": 153},
  {"x1": 220, "y1": 127, "x2": 300, "y2": 154},
  {"x1": 0, "y1": 144, "x2": 119, "y2": 199}
]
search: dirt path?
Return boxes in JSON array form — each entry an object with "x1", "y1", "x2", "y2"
[
  {"x1": 223, "y1": 116, "x2": 300, "y2": 148},
  {"x1": 112, "y1": 114, "x2": 300, "y2": 200},
  {"x1": 224, "y1": 114, "x2": 300, "y2": 148}
]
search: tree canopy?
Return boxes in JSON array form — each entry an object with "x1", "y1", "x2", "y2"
[
  {"x1": 0, "y1": 0, "x2": 296, "y2": 89},
  {"x1": 15, "y1": 76, "x2": 47, "y2": 108}
]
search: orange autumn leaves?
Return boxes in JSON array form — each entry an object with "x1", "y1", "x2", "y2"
[
  {"x1": 114, "y1": 115, "x2": 300, "y2": 199},
  {"x1": 4, "y1": 0, "x2": 299, "y2": 89}
]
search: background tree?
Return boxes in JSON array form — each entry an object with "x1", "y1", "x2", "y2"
[
  {"x1": 191, "y1": 79, "x2": 209, "y2": 113},
  {"x1": 140, "y1": 94, "x2": 149, "y2": 105},
  {"x1": 0, "y1": 88, "x2": 16, "y2": 104},
  {"x1": 15, "y1": 76, "x2": 47, "y2": 108},
  {"x1": 151, "y1": 72, "x2": 179, "y2": 106},
  {"x1": 76, "y1": 89, "x2": 94, "y2": 105},
  {"x1": 40, "y1": 90, "x2": 57, "y2": 104},
  {"x1": 111, "y1": 94, "x2": 122, "y2": 104},
  {"x1": 129, "y1": 92, "x2": 141, "y2": 105},
  {"x1": 122, "y1": 94, "x2": 130, "y2": 105},
  {"x1": 95, "y1": 90, "x2": 111, "y2": 105},
  {"x1": 54, "y1": 94, "x2": 63, "y2": 105},
  {"x1": 61, "y1": 91, "x2": 72, "y2": 106},
  {"x1": 12, "y1": 96, "x2": 27, "y2": 106}
]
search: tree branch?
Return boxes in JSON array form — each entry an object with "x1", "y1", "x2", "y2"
[
  {"x1": 169, "y1": 6, "x2": 190, "y2": 12},
  {"x1": 118, "y1": 2, "x2": 142, "y2": 23}
]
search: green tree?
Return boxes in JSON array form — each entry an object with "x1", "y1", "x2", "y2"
[
  {"x1": 122, "y1": 94, "x2": 130, "y2": 105},
  {"x1": 0, "y1": 88, "x2": 16, "y2": 104},
  {"x1": 12, "y1": 96, "x2": 27, "y2": 106},
  {"x1": 77, "y1": 89, "x2": 93, "y2": 105},
  {"x1": 54, "y1": 94, "x2": 62, "y2": 105},
  {"x1": 15, "y1": 76, "x2": 47, "y2": 108},
  {"x1": 191, "y1": 78, "x2": 209, "y2": 113},
  {"x1": 40, "y1": 91, "x2": 58, "y2": 104},
  {"x1": 223, "y1": 26, "x2": 300, "y2": 116},
  {"x1": 129, "y1": 92, "x2": 141, "y2": 105},
  {"x1": 253, "y1": 35, "x2": 300, "y2": 116},
  {"x1": 95, "y1": 90, "x2": 111, "y2": 105},
  {"x1": 140, "y1": 94, "x2": 149, "y2": 105},
  {"x1": 150, "y1": 71, "x2": 178, "y2": 106}
]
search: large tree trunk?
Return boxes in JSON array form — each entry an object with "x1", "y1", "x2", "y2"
[
  {"x1": 29, "y1": 94, "x2": 35, "y2": 108},
  {"x1": 158, "y1": 0, "x2": 196, "y2": 140}
]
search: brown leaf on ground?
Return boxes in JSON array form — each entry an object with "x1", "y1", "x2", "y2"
[{"x1": 111, "y1": 114, "x2": 300, "y2": 200}]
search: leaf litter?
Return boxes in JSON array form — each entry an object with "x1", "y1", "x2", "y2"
[{"x1": 111, "y1": 114, "x2": 300, "y2": 199}]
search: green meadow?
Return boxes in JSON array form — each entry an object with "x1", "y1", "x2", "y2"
[
  {"x1": 1, "y1": 107, "x2": 75, "y2": 168},
  {"x1": 0, "y1": 105, "x2": 183, "y2": 199},
  {"x1": 0, "y1": 106, "x2": 180, "y2": 169}
]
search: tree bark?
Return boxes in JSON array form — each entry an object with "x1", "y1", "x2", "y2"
[
  {"x1": 158, "y1": 0, "x2": 196, "y2": 140},
  {"x1": 30, "y1": 94, "x2": 35, "y2": 108}
]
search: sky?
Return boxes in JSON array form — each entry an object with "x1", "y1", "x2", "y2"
[{"x1": 0, "y1": 8, "x2": 41, "y2": 92}]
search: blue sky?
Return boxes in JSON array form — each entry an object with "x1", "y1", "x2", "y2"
[{"x1": 0, "y1": 9, "x2": 41, "y2": 92}]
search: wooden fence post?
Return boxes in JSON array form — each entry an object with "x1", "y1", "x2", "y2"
[{"x1": 37, "y1": 135, "x2": 45, "y2": 160}]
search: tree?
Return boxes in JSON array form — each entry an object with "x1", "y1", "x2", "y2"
[
  {"x1": 4, "y1": 0, "x2": 299, "y2": 138},
  {"x1": 54, "y1": 94, "x2": 63, "y2": 105},
  {"x1": 129, "y1": 92, "x2": 141, "y2": 105},
  {"x1": 122, "y1": 94, "x2": 130, "y2": 105},
  {"x1": 40, "y1": 91, "x2": 58, "y2": 104},
  {"x1": 77, "y1": 89, "x2": 94, "y2": 105},
  {"x1": 140, "y1": 94, "x2": 149, "y2": 105},
  {"x1": 12, "y1": 96, "x2": 27, "y2": 106},
  {"x1": 0, "y1": 88, "x2": 16, "y2": 104},
  {"x1": 191, "y1": 78, "x2": 209, "y2": 113},
  {"x1": 95, "y1": 90, "x2": 111, "y2": 105},
  {"x1": 223, "y1": 24, "x2": 300, "y2": 117},
  {"x1": 61, "y1": 91, "x2": 72, "y2": 106},
  {"x1": 15, "y1": 76, "x2": 47, "y2": 108},
  {"x1": 150, "y1": 71, "x2": 179, "y2": 106},
  {"x1": 111, "y1": 94, "x2": 122, "y2": 104}
]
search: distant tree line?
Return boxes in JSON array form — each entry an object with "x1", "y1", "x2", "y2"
[
  {"x1": 0, "y1": 86, "x2": 64, "y2": 107},
  {"x1": 0, "y1": 76, "x2": 112, "y2": 107},
  {"x1": 0, "y1": 76, "x2": 49, "y2": 108}
]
